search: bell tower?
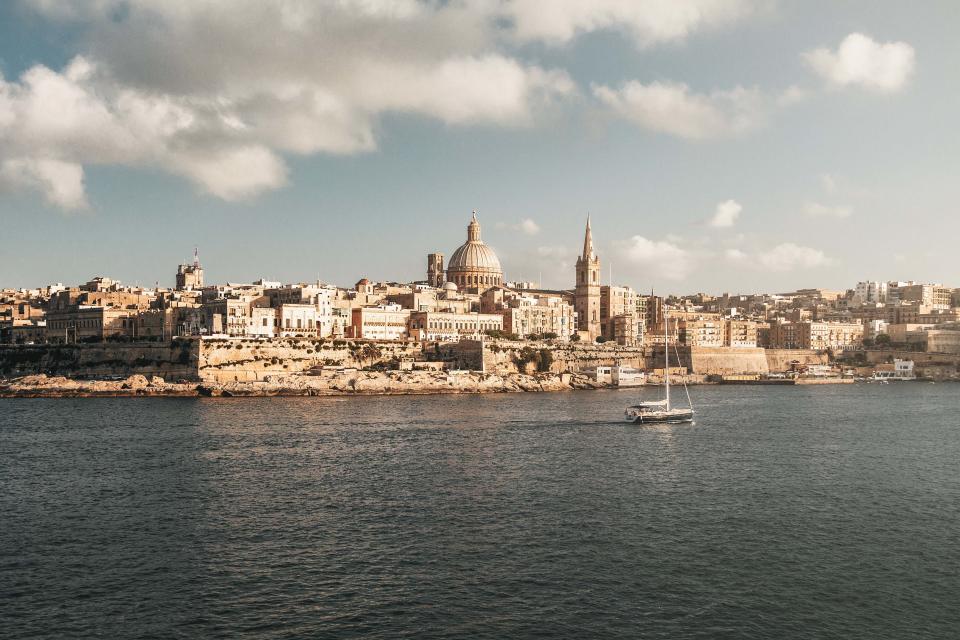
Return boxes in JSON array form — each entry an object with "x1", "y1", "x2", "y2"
[
  {"x1": 427, "y1": 253, "x2": 444, "y2": 288},
  {"x1": 575, "y1": 216, "x2": 601, "y2": 340}
]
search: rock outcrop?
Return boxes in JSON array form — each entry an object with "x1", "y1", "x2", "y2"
[{"x1": 0, "y1": 371, "x2": 605, "y2": 398}]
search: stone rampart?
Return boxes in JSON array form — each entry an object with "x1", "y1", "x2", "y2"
[
  {"x1": 764, "y1": 349, "x2": 828, "y2": 372},
  {"x1": 471, "y1": 340, "x2": 645, "y2": 374},
  {"x1": 197, "y1": 337, "x2": 423, "y2": 383},
  {"x1": 687, "y1": 347, "x2": 770, "y2": 375},
  {"x1": 0, "y1": 340, "x2": 199, "y2": 380}
]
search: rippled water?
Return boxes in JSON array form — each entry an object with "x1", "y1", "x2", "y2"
[{"x1": 2, "y1": 384, "x2": 959, "y2": 639}]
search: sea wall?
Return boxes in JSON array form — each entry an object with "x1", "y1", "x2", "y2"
[
  {"x1": 0, "y1": 337, "x2": 838, "y2": 383},
  {"x1": 764, "y1": 349, "x2": 829, "y2": 372},
  {"x1": 0, "y1": 338, "x2": 425, "y2": 383},
  {"x1": 446, "y1": 340, "x2": 646, "y2": 374},
  {"x1": 659, "y1": 346, "x2": 768, "y2": 375},
  {"x1": 0, "y1": 341, "x2": 199, "y2": 380},
  {"x1": 197, "y1": 338, "x2": 424, "y2": 383},
  {"x1": 649, "y1": 347, "x2": 825, "y2": 375}
]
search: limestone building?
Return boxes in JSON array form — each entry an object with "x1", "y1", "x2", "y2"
[
  {"x1": 176, "y1": 249, "x2": 204, "y2": 291},
  {"x1": 575, "y1": 216, "x2": 601, "y2": 340},
  {"x1": 444, "y1": 211, "x2": 503, "y2": 291},
  {"x1": 427, "y1": 253, "x2": 445, "y2": 288}
]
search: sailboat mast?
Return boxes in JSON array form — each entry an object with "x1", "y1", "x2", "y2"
[{"x1": 664, "y1": 308, "x2": 670, "y2": 410}]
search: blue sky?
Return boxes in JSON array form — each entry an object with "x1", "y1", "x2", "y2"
[{"x1": 1, "y1": 1, "x2": 958, "y2": 294}]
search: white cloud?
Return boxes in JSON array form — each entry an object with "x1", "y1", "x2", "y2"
[
  {"x1": 592, "y1": 81, "x2": 769, "y2": 139},
  {"x1": 0, "y1": 157, "x2": 88, "y2": 210},
  {"x1": 3, "y1": 1, "x2": 577, "y2": 209},
  {"x1": 536, "y1": 245, "x2": 571, "y2": 259},
  {"x1": 724, "y1": 248, "x2": 747, "y2": 261},
  {"x1": 504, "y1": 0, "x2": 763, "y2": 47},
  {"x1": 618, "y1": 235, "x2": 694, "y2": 280},
  {"x1": 756, "y1": 243, "x2": 832, "y2": 271},
  {"x1": 804, "y1": 33, "x2": 915, "y2": 93},
  {"x1": 805, "y1": 202, "x2": 853, "y2": 218},
  {"x1": 777, "y1": 84, "x2": 808, "y2": 106},
  {"x1": 497, "y1": 218, "x2": 541, "y2": 235},
  {"x1": 820, "y1": 173, "x2": 837, "y2": 194},
  {"x1": 708, "y1": 199, "x2": 742, "y2": 227}
]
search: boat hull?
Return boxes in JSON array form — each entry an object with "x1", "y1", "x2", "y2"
[{"x1": 626, "y1": 408, "x2": 695, "y2": 424}]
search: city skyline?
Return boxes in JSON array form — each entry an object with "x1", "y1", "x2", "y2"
[
  {"x1": 3, "y1": 209, "x2": 956, "y2": 298},
  {"x1": 2, "y1": 2, "x2": 959, "y2": 292}
]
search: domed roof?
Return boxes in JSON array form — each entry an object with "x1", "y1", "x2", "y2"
[
  {"x1": 447, "y1": 211, "x2": 502, "y2": 273},
  {"x1": 442, "y1": 281, "x2": 458, "y2": 291}
]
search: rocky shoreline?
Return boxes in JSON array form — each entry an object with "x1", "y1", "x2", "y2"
[{"x1": 0, "y1": 371, "x2": 612, "y2": 398}]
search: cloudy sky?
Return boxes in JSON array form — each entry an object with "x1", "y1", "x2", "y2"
[{"x1": 1, "y1": 1, "x2": 957, "y2": 294}]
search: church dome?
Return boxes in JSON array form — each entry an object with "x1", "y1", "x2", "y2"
[
  {"x1": 446, "y1": 211, "x2": 503, "y2": 290},
  {"x1": 447, "y1": 241, "x2": 502, "y2": 273}
]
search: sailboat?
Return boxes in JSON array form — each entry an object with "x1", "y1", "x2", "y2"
[{"x1": 625, "y1": 308, "x2": 695, "y2": 424}]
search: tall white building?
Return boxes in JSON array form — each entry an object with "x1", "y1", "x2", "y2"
[{"x1": 852, "y1": 281, "x2": 888, "y2": 306}]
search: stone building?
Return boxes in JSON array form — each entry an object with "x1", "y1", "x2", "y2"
[
  {"x1": 176, "y1": 249, "x2": 204, "y2": 291},
  {"x1": 575, "y1": 216, "x2": 601, "y2": 341},
  {"x1": 600, "y1": 285, "x2": 642, "y2": 345},
  {"x1": 349, "y1": 304, "x2": 410, "y2": 341},
  {"x1": 427, "y1": 253, "x2": 445, "y2": 288},
  {"x1": 444, "y1": 211, "x2": 503, "y2": 291},
  {"x1": 47, "y1": 306, "x2": 140, "y2": 343},
  {"x1": 724, "y1": 320, "x2": 760, "y2": 348},
  {"x1": 480, "y1": 287, "x2": 577, "y2": 340},
  {"x1": 678, "y1": 319, "x2": 724, "y2": 347},
  {"x1": 408, "y1": 311, "x2": 503, "y2": 342},
  {"x1": 769, "y1": 320, "x2": 863, "y2": 351}
]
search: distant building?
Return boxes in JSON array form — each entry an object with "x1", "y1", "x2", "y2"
[
  {"x1": 889, "y1": 282, "x2": 952, "y2": 309},
  {"x1": 600, "y1": 285, "x2": 642, "y2": 345},
  {"x1": 724, "y1": 320, "x2": 759, "y2": 348},
  {"x1": 481, "y1": 287, "x2": 576, "y2": 340},
  {"x1": 575, "y1": 216, "x2": 601, "y2": 341},
  {"x1": 769, "y1": 320, "x2": 863, "y2": 351},
  {"x1": 408, "y1": 311, "x2": 503, "y2": 341},
  {"x1": 349, "y1": 304, "x2": 410, "y2": 341},
  {"x1": 427, "y1": 253, "x2": 445, "y2": 288},
  {"x1": 678, "y1": 319, "x2": 724, "y2": 347},
  {"x1": 852, "y1": 281, "x2": 888, "y2": 306},
  {"x1": 176, "y1": 249, "x2": 204, "y2": 291}
]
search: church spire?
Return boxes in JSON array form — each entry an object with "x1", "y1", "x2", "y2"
[{"x1": 582, "y1": 214, "x2": 594, "y2": 260}]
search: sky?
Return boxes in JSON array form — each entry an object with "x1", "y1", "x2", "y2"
[{"x1": 1, "y1": 1, "x2": 958, "y2": 295}]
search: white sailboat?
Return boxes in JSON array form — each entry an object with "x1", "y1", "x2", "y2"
[{"x1": 625, "y1": 308, "x2": 695, "y2": 424}]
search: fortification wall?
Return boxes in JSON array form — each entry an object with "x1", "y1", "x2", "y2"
[
  {"x1": 197, "y1": 337, "x2": 423, "y2": 383},
  {"x1": 650, "y1": 346, "x2": 825, "y2": 375},
  {"x1": 473, "y1": 340, "x2": 645, "y2": 374},
  {"x1": 862, "y1": 349, "x2": 956, "y2": 365},
  {"x1": 0, "y1": 341, "x2": 199, "y2": 380},
  {"x1": 765, "y1": 349, "x2": 828, "y2": 372},
  {"x1": 687, "y1": 347, "x2": 770, "y2": 375}
]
